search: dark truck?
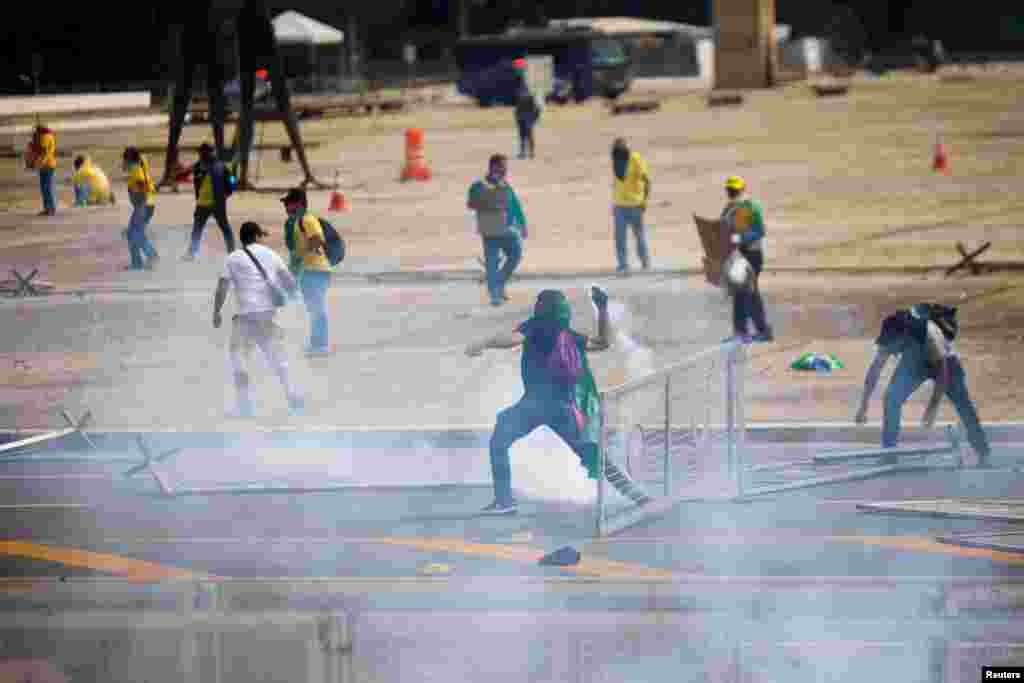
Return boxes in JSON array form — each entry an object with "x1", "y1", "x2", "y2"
[{"x1": 455, "y1": 28, "x2": 631, "y2": 106}]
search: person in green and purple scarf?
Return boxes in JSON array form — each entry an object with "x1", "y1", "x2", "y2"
[{"x1": 466, "y1": 286, "x2": 652, "y2": 515}]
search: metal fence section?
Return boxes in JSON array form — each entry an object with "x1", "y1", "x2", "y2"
[{"x1": 595, "y1": 341, "x2": 747, "y2": 537}]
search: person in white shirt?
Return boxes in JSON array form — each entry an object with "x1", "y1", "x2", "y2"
[
  {"x1": 213, "y1": 221, "x2": 304, "y2": 417},
  {"x1": 855, "y1": 305, "x2": 990, "y2": 467}
]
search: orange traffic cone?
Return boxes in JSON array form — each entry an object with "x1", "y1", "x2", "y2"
[
  {"x1": 328, "y1": 170, "x2": 348, "y2": 211},
  {"x1": 932, "y1": 138, "x2": 949, "y2": 173},
  {"x1": 400, "y1": 127, "x2": 432, "y2": 182}
]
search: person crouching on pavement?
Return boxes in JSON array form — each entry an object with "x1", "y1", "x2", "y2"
[
  {"x1": 122, "y1": 147, "x2": 159, "y2": 271},
  {"x1": 467, "y1": 154, "x2": 527, "y2": 306},
  {"x1": 721, "y1": 175, "x2": 773, "y2": 343},
  {"x1": 213, "y1": 221, "x2": 304, "y2": 417},
  {"x1": 72, "y1": 155, "x2": 115, "y2": 207},
  {"x1": 855, "y1": 306, "x2": 991, "y2": 467},
  {"x1": 466, "y1": 286, "x2": 652, "y2": 515}
]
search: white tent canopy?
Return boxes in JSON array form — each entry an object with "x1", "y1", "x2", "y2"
[{"x1": 272, "y1": 10, "x2": 344, "y2": 46}]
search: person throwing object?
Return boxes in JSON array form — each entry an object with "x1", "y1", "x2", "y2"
[{"x1": 466, "y1": 285, "x2": 652, "y2": 515}]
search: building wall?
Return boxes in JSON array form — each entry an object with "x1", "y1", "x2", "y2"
[{"x1": 713, "y1": 0, "x2": 776, "y2": 89}]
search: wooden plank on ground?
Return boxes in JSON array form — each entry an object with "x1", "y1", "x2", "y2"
[{"x1": 857, "y1": 499, "x2": 1024, "y2": 522}]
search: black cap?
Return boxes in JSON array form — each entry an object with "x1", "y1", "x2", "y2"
[
  {"x1": 239, "y1": 221, "x2": 268, "y2": 244},
  {"x1": 280, "y1": 188, "x2": 307, "y2": 204}
]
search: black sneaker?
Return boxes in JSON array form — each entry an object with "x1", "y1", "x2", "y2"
[
  {"x1": 480, "y1": 499, "x2": 517, "y2": 515},
  {"x1": 751, "y1": 330, "x2": 774, "y2": 343}
]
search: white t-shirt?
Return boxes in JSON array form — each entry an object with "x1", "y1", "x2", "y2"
[{"x1": 221, "y1": 244, "x2": 288, "y2": 317}]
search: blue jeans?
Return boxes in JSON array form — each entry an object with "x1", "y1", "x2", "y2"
[
  {"x1": 300, "y1": 270, "x2": 331, "y2": 351},
  {"x1": 127, "y1": 205, "x2": 157, "y2": 269},
  {"x1": 488, "y1": 396, "x2": 649, "y2": 506},
  {"x1": 190, "y1": 205, "x2": 235, "y2": 256},
  {"x1": 613, "y1": 206, "x2": 649, "y2": 269},
  {"x1": 882, "y1": 344, "x2": 990, "y2": 458},
  {"x1": 490, "y1": 397, "x2": 589, "y2": 503},
  {"x1": 74, "y1": 184, "x2": 90, "y2": 207},
  {"x1": 482, "y1": 234, "x2": 522, "y2": 303},
  {"x1": 732, "y1": 248, "x2": 770, "y2": 336},
  {"x1": 39, "y1": 169, "x2": 55, "y2": 212}
]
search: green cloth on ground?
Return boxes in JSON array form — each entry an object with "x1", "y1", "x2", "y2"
[{"x1": 790, "y1": 352, "x2": 845, "y2": 370}]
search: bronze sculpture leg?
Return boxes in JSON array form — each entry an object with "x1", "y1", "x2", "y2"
[{"x1": 159, "y1": 24, "x2": 196, "y2": 190}]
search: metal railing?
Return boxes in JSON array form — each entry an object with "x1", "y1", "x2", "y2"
[{"x1": 595, "y1": 341, "x2": 747, "y2": 537}]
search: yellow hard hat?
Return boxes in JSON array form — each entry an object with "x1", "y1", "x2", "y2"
[{"x1": 724, "y1": 175, "x2": 746, "y2": 190}]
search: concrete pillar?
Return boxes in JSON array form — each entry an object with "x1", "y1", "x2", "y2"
[{"x1": 713, "y1": 0, "x2": 777, "y2": 89}]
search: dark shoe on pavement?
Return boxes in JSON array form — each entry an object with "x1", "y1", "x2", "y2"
[
  {"x1": 490, "y1": 299, "x2": 503, "y2": 307},
  {"x1": 480, "y1": 499, "x2": 517, "y2": 515},
  {"x1": 722, "y1": 334, "x2": 752, "y2": 344},
  {"x1": 590, "y1": 284, "x2": 609, "y2": 308},
  {"x1": 751, "y1": 330, "x2": 774, "y2": 343}
]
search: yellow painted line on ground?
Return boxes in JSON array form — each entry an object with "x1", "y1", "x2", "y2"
[
  {"x1": 830, "y1": 536, "x2": 1024, "y2": 564},
  {"x1": 0, "y1": 541, "x2": 214, "y2": 582},
  {"x1": 373, "y1": 536, "x2": 676, "y2": 578}
]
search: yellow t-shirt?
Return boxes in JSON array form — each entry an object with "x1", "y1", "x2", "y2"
[
  {"x1": 127, "y1": 158, "x2": 156, "y2": 207},
  {"x1": 295, "y1": 212, "x2": 331, "y2": 272},
  {"x1": 197, "y1": 174, "x2": 215, "y2": 208},
  {"x1": 72, "y1": 159, "x2": 113, "y2": 203},
  {"x1": 34, "y1": 132, "x2": 57, "y2": 169},
  {"x1": 613, "y1": 152, "x2": 649, "y2": 207}
]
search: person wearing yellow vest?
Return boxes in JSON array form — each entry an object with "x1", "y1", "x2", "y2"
[
  {"x1": 28, "y1": 124, "x2": 57, "y2": 216},
  {"x1": 281, "y1": 188, "x2": 332, "y2": 355},
  {"x1": 71, "y1": 156, "x2": 115, "y2": 207},
  {"x1": 611, "y1": 138, "x2": 651, "y2": 273},
  {"x1": 721, "y1": 175, "x2": 773, "y2": 343},
  {"x1": 122, "y1": 147, "x2": 160, "y2": 270},
  {"x1": 184, "y1": 143, "x2": 235, "y2": 260}
]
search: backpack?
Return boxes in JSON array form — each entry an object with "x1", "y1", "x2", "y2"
[
  {"x1": 877, "y1": 303, "x2": 958, "y2": 350},
  {"x1": 911, "y1": 303, "x2": 958, "y2": 341},
  {"x1": 318, "y1": 216, "x2": 346, "y2": 266},
  {"x1": 545, "y1": 329, "x2": 583, "y2": 385},
  {"x1": 288, "y1": 213, "x2": 345, "y2": 266}
]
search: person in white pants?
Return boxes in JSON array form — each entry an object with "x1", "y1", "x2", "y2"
[{"x1": 213, "y1": 222, "x2": 304, "y2": 417}]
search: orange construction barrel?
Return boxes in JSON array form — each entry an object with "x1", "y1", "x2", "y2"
[{"x1": 400, "y1": 127, "x2": 431, "y2": 181}]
